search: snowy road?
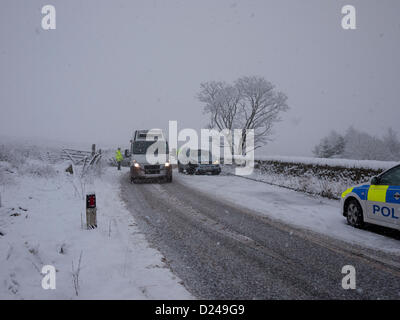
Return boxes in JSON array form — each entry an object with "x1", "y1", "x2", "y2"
[{"x1": 120, "y1": 172, "x2": 400, "y2": 299}]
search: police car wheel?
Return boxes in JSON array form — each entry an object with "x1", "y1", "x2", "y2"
[{"x1": 346, "y1": 199, "x2": 364, "y2": 228}]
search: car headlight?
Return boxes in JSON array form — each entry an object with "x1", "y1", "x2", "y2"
[
  {"x1": 165, "y1": 162, "x2": 170, "y2": 167},
  {"x1": 134, "y1": 162, "x2": 140, "y2": 168},
  {"x1": 213, "y1": 160, "x2": 219, "y2": 165}
]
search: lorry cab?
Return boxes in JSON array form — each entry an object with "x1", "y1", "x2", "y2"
[{"x1": 130, "y1": 130, "x2": 172, "y2": 183}]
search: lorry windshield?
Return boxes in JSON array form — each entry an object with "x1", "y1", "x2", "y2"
[{"x1": 132, "y1": 141, "x2": 169, "y2": 155}]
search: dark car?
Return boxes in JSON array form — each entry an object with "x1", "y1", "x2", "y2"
[{"x1": 178, "y1": 148, "x2": 221, "y2": 175}]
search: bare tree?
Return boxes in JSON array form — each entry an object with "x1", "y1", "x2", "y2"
[
  {"x1": 198, "y1": 76, "x2": 289, "y2": 154},
  {"x1": 198, "y1": 81, "x2": 240, "y2": 131},
  {"x1": 198, "y1": 81, "x2": 240, "y2": 154},
  {"x1": 313, "y1": 130, "x2": 345, "y2": 158},
  {"x1": 343, "y1": 127, "x2": 389, "y2": 160},
  {"x1": 235, "y1": 76, "x2": 289, "y2": 152},
  {"x1": 383, "y1": 127, "x2": 400, "y2": 161},
  {"x1": 313, "y1": 126, "x2": 400, "y2": 161}
]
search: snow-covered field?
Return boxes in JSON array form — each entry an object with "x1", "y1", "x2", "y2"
[
  {"x1": 0, "y1": 157, "x2": 191, "y2": 299},
  {"x1": 175, "y1": 173, "x2": 400, "y2": 255}
]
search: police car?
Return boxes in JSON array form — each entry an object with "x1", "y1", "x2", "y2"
[{"x1": 341, "y1": 164, "x2": 400, "y2": 231}]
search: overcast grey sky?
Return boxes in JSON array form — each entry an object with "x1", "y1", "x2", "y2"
[{"x1": 1, "y1": 0, "x2": 399, "y2": 155}]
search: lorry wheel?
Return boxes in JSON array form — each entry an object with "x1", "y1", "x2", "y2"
[{"x1": 345, "y1": 199, "x2": 364, "y2": 228}]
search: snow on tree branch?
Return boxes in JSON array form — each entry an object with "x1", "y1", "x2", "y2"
[{"x1": 198, "y1": 76, "x2": 289, "y2": 152}]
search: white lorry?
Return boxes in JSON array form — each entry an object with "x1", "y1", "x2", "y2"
[{"x1": 129, "y1": 129, "x2": 172, "y2": 183}]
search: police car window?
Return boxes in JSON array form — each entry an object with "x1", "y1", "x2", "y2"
[{"x1": 380, "y1": 166, "x2": 400, "y2": 186}]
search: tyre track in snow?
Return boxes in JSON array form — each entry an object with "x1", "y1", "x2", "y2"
[{"x1": 120, "y1": 173, "x2": 400, "y2": 299}]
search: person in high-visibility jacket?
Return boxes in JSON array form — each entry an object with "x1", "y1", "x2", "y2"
[{"x1": 115, "y1": 148, "x2": 123, "y2": 171}]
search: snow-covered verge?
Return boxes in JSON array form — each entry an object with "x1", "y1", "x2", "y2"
[
  {"x1": 0, "y1": 155, "x2": 191, "y2": 299},
  {"x1": 175, "y1": 173, "x2": 400, "y2": 255},
  {"x1": 223, "y1": 156, "x2": 399, "y2": 199}
]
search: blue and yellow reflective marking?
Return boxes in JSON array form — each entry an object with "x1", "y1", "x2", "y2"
[
  {"x1": 352, "y1": 185, "x2": 369, "y2": 200},
  {"x1": 342, "y1": 185, "x2": 369, "y2": 200},
  {"x1": 343, "y1": 183, "x2": 400, "y2": 205},
  {"x1": 368, "y1": 185, "x2": 389, "y2": 202},
  {"x1": 386, "y1": 186, "x2": 400, "y2": 204},
  {"x1": 341, "y1": 187, "x2": 353, "y2": 198}
]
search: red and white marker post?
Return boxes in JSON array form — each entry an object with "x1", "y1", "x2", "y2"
[{"x1": 86, "y1": 193, "x2": 97, "y2": 229}]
